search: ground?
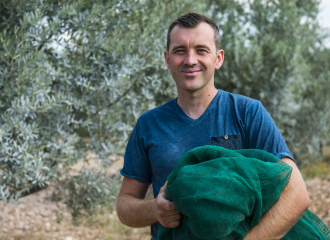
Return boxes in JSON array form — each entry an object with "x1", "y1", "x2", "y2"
[
  {"x1": 0, "y1": 158, "x2": 329, "y2": 240},
  {"x1": 0, "y1": 157, "x2": 151, "y2": 240}
]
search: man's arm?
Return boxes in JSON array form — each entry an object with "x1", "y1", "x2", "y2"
[
  {"x1": 244, "y1": 158, "x2": 310, "y2": 240},
  {"x1": 116, "y1": 176, "x2": 182, "y2": 228}
]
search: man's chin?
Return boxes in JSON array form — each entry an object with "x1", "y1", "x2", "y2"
[
  {"x1": 180, "y1": 84, "x2": 205, "y2": 93},
  {"x1": 175, "y1": 78, "x2": 213, "y2": 93}
]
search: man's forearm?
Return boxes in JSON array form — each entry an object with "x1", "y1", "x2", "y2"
[
  {"x1": 244, "y1": 158, "x2": 310, "y2": 240},
  {"x1": 117, "y1": 178, "x2": 181, "y2": 229},
  {"x1": 116, "y1": 194, "x2": 157, "y2": 228},
  {"x1": 244, "y1": 187, "x2": 303, "y2": 240}
]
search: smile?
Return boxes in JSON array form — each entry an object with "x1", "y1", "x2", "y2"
[{"x1": 182, "y1": 70, "x2": 201, "y2": 76}]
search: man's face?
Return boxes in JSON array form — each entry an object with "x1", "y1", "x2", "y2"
[{"x1": 164, "y1": 22, "x2": 224, "y2": 94}]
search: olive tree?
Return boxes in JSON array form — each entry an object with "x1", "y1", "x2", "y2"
[
  {"x1": 206, "y1": 0, "x2": 330, "y2": 165},
  {"x1": 0, "y1": 0, "x2": 202, "y2": 219}
]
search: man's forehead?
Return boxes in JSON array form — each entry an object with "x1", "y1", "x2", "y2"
[{"x1": 169, "y1": 23, "x2": 215, "y2": 49}]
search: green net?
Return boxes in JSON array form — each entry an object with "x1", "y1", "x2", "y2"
[{"x1": 158, "y1": 146, "x2": 330, "y2": 240}]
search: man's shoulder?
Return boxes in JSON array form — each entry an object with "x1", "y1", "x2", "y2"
[
  {"x1": 219, "y1": 90, "x2": 260, "y2": 109},
  {"x1": 138, "y1": 98, "x2": 177, "y2": 123}
]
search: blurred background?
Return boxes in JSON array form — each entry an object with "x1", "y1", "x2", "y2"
[{"x1": 0, "y1": 0, "x2": 330, "y2": 239}]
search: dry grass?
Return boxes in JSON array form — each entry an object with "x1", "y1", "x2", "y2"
[
  {"x1": 301, "y1": 161, "x2": 330, "y2": 180},
  {"x1": 0, "y1": 206, "x2": 151, "y2": 240},
  {"x1": 0, "y1": 154, "x2": 152, "y2": 240},
  {"x1": 301, "y1": 145, "x2": 330, "y2": 180}
]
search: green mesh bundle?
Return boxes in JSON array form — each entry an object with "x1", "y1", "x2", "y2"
[{"x1": 158, "y1": 146, "x2": 330, "y2": 240}]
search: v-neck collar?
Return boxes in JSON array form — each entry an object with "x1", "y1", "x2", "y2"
[{"x1": 174, "y1": 90, "x2": 221, "y2": 124}]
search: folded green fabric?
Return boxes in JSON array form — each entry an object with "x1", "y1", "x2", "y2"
[{"x1": 158, "y1": 146, "x2": 330, "y2": 240}]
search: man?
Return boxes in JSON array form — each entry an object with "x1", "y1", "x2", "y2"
[{"x1": 116, "y1": 13, "x2": 310, "y2": 240}]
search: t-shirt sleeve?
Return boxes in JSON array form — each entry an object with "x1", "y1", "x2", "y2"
[
  {"x1": 244, "y1": 101, "x2": 294, "y2": 162},
  {"x1": 120, "y1": 120, "x2": 152, "y2": 183}
]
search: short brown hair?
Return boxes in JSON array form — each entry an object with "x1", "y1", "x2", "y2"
[{"x1": 167, "y1": 12, "x2": 221, "y2": 51}]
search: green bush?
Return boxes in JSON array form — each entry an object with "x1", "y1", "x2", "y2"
[
  {"x1": 0, "y1": 0, "x2": 201, "y2": 219},
  {"x1": 207, "y1": 0, "x2": 330, "y2": 165}
]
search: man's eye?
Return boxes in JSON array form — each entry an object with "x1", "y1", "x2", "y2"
[
  {"x1": 175, "y1": 50, "x2": 184, "y2": 53},
  {"x1": 198, "y1": 49, "x2": 207, "y2": 53}
]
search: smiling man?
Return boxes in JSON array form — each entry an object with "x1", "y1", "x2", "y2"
[{"x1": 116, "y1": 13, "x2": 310, "y2": 240}]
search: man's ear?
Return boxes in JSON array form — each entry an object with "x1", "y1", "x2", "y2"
[
  {"x1": 164, "y1": 50, "x2": 170, "y2": 70},
  {"x1": 215, "y1": 49, "x2": 224, "y2": 70}
]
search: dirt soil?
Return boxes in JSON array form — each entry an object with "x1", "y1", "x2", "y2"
[
  {"x1": 305, "y1": 176, "x2": 330, "y2": 226},
  {"x1": 0, "y1": 157, "x2": 151, "y2": 240},
  {"x1": 0, "y1": 162, "x2": 329, "y2": 239}
]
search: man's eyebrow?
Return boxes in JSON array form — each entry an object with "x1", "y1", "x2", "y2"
[
  {"x1": 171, "y1": 45, "x2": 186, "y2": 52},
  {"x1": 171, "y1": 44, "x2": 211, "y2": 52},
  {"x1": 195, "y1": 45, "x2": 211, "y2": 50}
]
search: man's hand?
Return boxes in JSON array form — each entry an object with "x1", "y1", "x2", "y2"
[
  {"x1": 116, "y1": 177, "x2": 182, "y2": 228},
  {"x1": 153, "y1": 182, "x2": 182, "y2": 228}
]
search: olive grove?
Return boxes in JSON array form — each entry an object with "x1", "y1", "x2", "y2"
[
  {"x1": 208, "y1": 0, "x2": 330, "y2": 163},
  {"x1": 0, "y1": 0, "x2": 329, "y2": 219},
  {"x1": 0, "y1": 0, "x2": 202, "y2": 218}
]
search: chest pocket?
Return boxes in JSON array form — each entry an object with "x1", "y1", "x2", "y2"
[{"x1": 210, "y1": 134, "x2": 243, "y2": 150}]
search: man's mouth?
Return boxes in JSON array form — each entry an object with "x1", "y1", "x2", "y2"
[{"x1": 182, "y1": 70, "x2": 201, "y2": 76}]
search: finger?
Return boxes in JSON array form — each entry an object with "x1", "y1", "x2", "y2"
[
  {"x1": 159, "y1": 198, "x2": 176, "y2": 211},
  {"x1": 159, "y1": 181, "x2": 168, "y2": 198},
  {"x1": 165, "y1": 199, "x2": 176, "y2": 210},
  {"x1": 166, "y1": 212, "x2": 182, "y2": 221},
  {"x1": 157, "y1": 190, "x2": 169, "y2": 204},
  {"x1": 166, "y1": 210, "x2": 181, "y2": 216},
  {"x1": 157, "y1": 190, "x2": 166, "y2": 199},
  {"x1": 159, "y1": 182, "x2": 167, "y2": 193},
  {"x1": 167, "y1": 219, "x2": 182, "y2": 228},
  {"x1": 159, "y1": 209, "x2": 181, "y2": 219},
  {"x1": 160, "y1": 215, "x2": 181, "y2": 228}
]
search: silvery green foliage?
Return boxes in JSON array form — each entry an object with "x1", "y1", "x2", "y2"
[
  {"x1": 1, "y1": 0, "x2": 329, "y2": 221},
  {"x1": 206, "y1": 0, "x2": 330, "y2": 165},
  {"x1": 0, "y1": 0, "x2": 202, "y2": 218}
]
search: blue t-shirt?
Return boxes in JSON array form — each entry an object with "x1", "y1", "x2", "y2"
[{"x1": 120, "y1": 90, "x2": 293, "y2": 240}]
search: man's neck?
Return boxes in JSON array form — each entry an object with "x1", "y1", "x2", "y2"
[{"x1": 176, "y1": 87, "x2": 218, "y2": 120}]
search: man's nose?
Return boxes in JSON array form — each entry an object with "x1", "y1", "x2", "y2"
[{"x1": 183, "y1": 51, "x2": 198, "y2": 66}]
